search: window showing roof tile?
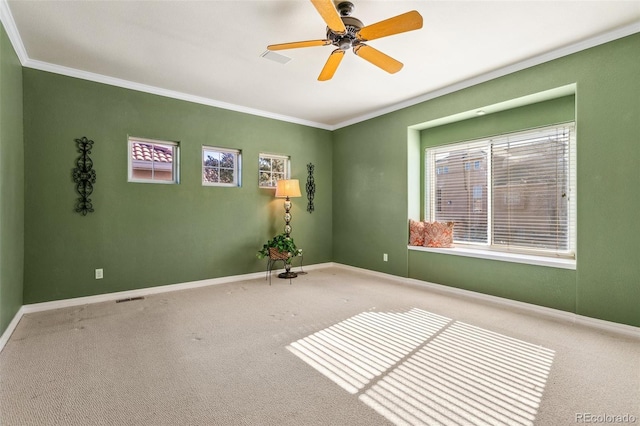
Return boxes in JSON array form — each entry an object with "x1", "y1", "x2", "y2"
[{"x1": 131, "y1": 142, "x2": 173, "y2": 163}]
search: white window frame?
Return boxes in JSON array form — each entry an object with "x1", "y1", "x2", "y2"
[
  {"x1": 202, "y1": 146, "x2": 241, "y2": 187},
  {"x1": 128, "y1": 136, "x2": 179, "y2": 184},
  {"x1": 259, "y1": 153, "x2": 290, "y2": 188},
  {"x1": 421, "y1": 124, "x2": 576, "y2": 268}
]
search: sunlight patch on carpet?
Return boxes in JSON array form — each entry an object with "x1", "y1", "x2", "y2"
[
  {"x1": 287, "y1": 309, "x2": 555, "y2": 426},
  {"x1": 287, "y1": 308, "x2": 450, "y2": 393}
]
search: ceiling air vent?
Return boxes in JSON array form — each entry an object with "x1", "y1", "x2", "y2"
[{"x1": 260, "y1": 50, "x2": 291, "y2": 65}]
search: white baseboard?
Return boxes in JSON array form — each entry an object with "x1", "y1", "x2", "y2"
[
  {"x1": 2, "y1": 261, "x2": 636, "y2": 353},
  {"x1": 0, "y1": 305, "x2": 26, "y2": 353},
  {"x1": 333, "y1": 263, "x2": 640, "y2": 340},
  {"x1": 0, "y1": 262, "x2": 333, "y2": 353},
  {"x1": 21, "y1": 272, "x2": 265, "y2": 315}
]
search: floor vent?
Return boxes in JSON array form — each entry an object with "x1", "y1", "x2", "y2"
[{"x1": 116, "y1": 296, "x2": 145, "y2": 303}]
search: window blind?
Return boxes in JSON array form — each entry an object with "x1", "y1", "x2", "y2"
[
  {"x1": 491, "y1": 126, "x2": 573, "y2": 254},
  {"x1": 427, "y1": 140, "x2": 489, "y2": 244},
  {"x1": 426, "y1": 123, "x2": 576, "y2": 258}
]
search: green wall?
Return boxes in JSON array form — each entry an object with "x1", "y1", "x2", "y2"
[
  {"x1": 333, "y1": 33, "x2": 640, "y2": 327},
  {"x1": 0, "y1": 23, "x2": 24, "y2": 333},
  {"x1": 22, "y1": 70, "x2": 332, "y2": 303},
  {"x1": 2, "y1": 28, "x2": 638, "y2": 334}
]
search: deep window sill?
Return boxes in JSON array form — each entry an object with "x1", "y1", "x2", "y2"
[{"x1": 408, "y1": 245, "x2": 576, "y2": 270}]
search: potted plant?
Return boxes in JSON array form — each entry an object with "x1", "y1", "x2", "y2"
[
  {"x1": 257, "y1": 233, "x2": 298, "y2": 262},
  {"x1": 257, "y1": 233, "x2": 301, "y2": 279}
]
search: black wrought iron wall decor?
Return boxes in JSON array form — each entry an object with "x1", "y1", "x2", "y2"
[
  {"x1": 306, "y1": 162, "x2": 315, "y2": 213},
  {"x1": 72, "y1": 136, "x2": 96, "y2": 216}
]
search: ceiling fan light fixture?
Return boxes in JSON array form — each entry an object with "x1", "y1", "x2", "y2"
[{"x1": 338, "y1": 39, "x2": 352, "y2": 50}]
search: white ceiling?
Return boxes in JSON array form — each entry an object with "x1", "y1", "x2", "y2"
[{"x1": 4, "y1": 1, "x2": 640, "y2": 129}]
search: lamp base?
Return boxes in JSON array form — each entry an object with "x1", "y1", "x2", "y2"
[{"x1": 278, "y1": 271, "x2": 298, "y2": 279}]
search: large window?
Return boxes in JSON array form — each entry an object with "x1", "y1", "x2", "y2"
[
  {"x1": 202, "y1": 146, "x2": 241, "y2": 186},
  {"x1": 259, "y1": 153, "x2": 290, "y2": 188},
  {"x1": 425, "y1": 124, "x2": 576, "y2": 258},
  {"x1": 128, "y1": 137, "x2": 179, "y2": 184}
]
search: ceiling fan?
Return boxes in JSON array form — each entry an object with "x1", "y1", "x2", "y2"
[{"x1": 267, "y1": 0, "x2": 423, "y2": 81}]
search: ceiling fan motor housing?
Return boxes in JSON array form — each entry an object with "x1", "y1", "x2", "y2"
[{"x1": 326, "y1": 15, "x2": 363, "y2": 50}]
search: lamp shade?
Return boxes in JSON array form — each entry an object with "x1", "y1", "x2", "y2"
[{"x1": 275, "y1": 179, "x2": 302, "y2": 198}]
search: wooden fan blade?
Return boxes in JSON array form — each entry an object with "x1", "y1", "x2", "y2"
[
  {"x1": 268, "y1": 39, "x2": 330, "y2": 51},
  {"x1": 318, "y1": 50, "x2": 345, "y2": 81},
  {"x1": 353, "y1": 44, "x2": 403, "y2": 74},
  {"x1": 357, "y1": 10, "x2": 423, "y2": 41},
  {"x1": 310, "y1": 0, "x2": 346, "y2": 34}
]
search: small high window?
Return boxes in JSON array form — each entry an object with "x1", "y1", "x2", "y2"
[
  {"x1": 259, "y1": 153, "x2": 290, "y2": 188},
  {"x1": 128, "y1": 137, "x2": 179, "y2": 184},
  {"x1": 203, "y1": 146, "x2": 241, "y2": 187}
]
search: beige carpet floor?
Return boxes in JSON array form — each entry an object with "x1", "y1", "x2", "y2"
[{"x1": 1, "y1": 266, "x2": 638, "y2": 425}]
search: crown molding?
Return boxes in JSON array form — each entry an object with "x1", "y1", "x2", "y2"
[
  {"x1": 2, "y1": 0, "x2": 639, "y2": 131},
  {"x1": 0, "y1": 0, "x2": 27, "y2": 64},
  {"x1": 332, "y1": 21, "x2": 640, "y2": 130},
  {"x1": 1, "y1": 0, "x2": 330, "y2": 130},
  {"x1": 22, "y1": 58, "x2": 333, "y2": 131}
]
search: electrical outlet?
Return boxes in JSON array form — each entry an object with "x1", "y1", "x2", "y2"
[
  {"x1": 95, "y1": 268, "x2": 103, "y2": 279},
  {"x1": 383, "y1": 253, "x2": 388, "y2": 262}
]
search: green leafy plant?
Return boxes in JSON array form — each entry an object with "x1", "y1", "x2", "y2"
[{"x1": 257, "y1": 233, "x2": 298, "y2": 263}]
